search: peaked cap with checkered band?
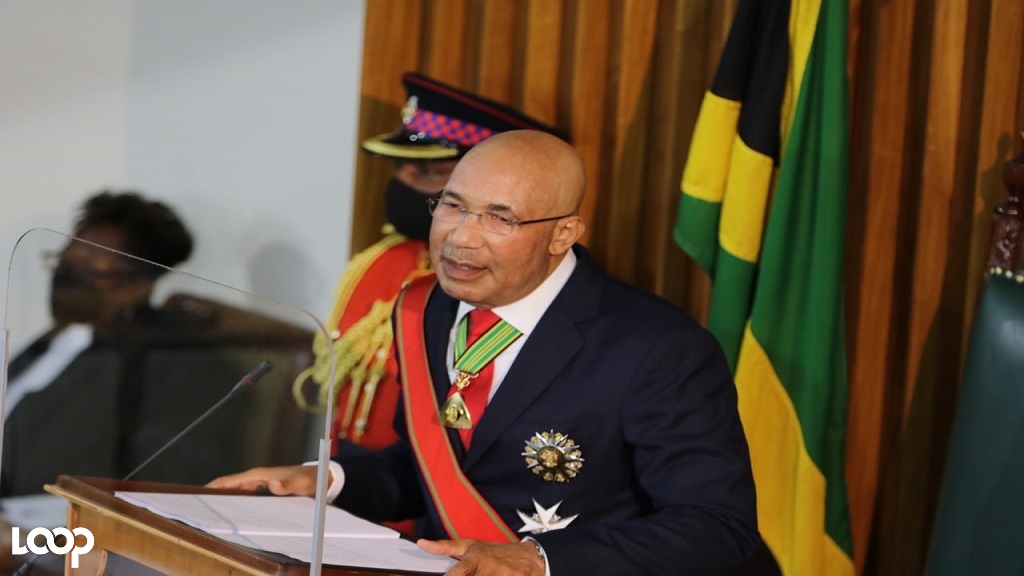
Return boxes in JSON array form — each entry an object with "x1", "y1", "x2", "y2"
[{"x1": 362, "y1": 72, "x2": 566, "y2": 161}]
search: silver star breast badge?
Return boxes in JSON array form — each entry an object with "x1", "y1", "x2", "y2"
[{"x1": 516, "y1": 499, "x2": 578, "y2": 534}]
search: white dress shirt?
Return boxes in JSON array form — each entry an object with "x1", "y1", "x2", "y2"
[{"x1": 3, "y1": 324, "x2": 93, "y2": 419}]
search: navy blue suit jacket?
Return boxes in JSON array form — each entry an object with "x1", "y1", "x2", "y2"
[{"x1": 336, "y1": 246, "x2": 761, "y2": 575}]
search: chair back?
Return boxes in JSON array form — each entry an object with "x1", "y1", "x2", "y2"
[{"x1": 926, "y1": 269, "x2": 1024, "y2": 575}]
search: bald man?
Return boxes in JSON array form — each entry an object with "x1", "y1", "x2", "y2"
[
  {"x1": 211, "y1": 131, "x2": 764, "y2": 575},
  {"x1": 295, "y1": 73, "x2": 563, "y2": 456}
]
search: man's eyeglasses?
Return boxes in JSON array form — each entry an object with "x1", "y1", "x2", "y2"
[
  {"x1": 426, "y1": 196, "x2": 571, "y2": 236},
  {"x1": 42, "y1": 251, "x2": 148, "y2": 284}
]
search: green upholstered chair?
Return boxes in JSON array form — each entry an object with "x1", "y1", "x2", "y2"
[{"x1": 926, "y1": 267, "x2": 1024, "y2": 576}]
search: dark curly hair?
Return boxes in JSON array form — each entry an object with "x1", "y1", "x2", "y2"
[{"x1": 74, "y1": 190, "x2": 194, "y2": 271}]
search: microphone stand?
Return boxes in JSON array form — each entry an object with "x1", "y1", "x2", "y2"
[{"x1": 123, "y1": 360, "x2": 273, "y2": 481}]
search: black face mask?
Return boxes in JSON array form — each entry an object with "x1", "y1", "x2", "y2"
[
  {"x1": 49, "y1": 268, "x2": 152, "y2": 326},
  {"x1": 49, "y1": 271, "x2": 109, "y2": 325},
  {"x1": 385, "y1": 177, "x2": 435, "y2": 241}
]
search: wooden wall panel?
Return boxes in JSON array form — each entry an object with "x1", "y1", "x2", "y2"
[
  {"x1": 566, "y1": 0, "x2": 613, "y2": 245},
  {"x1": 351, "y1": 0, "x2": 424, "y2": 253},
  {"x1": 352, "y1": 2, "x2": 1024, "y2": 575},
  {"x1": 601, "y1": 0, "x2": 658, "y2": 280},
  {"x1": 845, "y1": 0, "x2": 919, "y2": 571},
  {"x1": 475, "y1": 1, "x2": 517, "y2": 100},
  {"x1": 849, "y1": 1, "x2": 1023, "y2": 575},
  {"x1": 643, "y1": 0, "x2": 698, "y2": 303},
  {"x1": 868, "y1": 1, "x2": 986, "y2": 572},
  {"x1": 903, "y1": 0, "x2": 968, "y2": 416},
  {"x1": 522, "y1": 0, "x2": 564, "y2": 124},
  {"x1": 424, "y1": 0, "x2": 468, "y2": 83}
]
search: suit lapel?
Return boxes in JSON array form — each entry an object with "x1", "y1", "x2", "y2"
[
  {"x1": 7, "y1": 333, "x2": 55, "y2": 379},
  {"x1": 462, "y1": 248, "x2": 603, "y2": 470},
  {"x1": 462, "y1": 303, "x2": 584, "y2": 470}
]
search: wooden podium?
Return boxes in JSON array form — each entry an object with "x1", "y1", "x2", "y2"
[{"x1": 44, "y1": 476, "x2": 434, "y2": 576}]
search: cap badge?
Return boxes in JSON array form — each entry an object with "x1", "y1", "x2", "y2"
[
  {"x1": 522, "y1": 430, "x2": 584, "y2": 482},
  {"x1": 516, "y1": 499, "x2": 578, "y2": 534},
  {"x1": 401, "y1": 96, "x2": 419, "y2": 125}
]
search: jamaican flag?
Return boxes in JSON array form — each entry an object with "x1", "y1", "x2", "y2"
[{"x1": 673, "y1": 0, "x2": 854, "y2": 574}]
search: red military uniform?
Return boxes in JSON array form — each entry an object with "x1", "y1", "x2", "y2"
[
  {"x1": 295, "y1": 230, "x2": 431, "y2": 452},
  {"x1": 292, "y1": 230, "x2": 431, "y2": 535}
]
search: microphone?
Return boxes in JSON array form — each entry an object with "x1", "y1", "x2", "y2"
[
  {"x1": 12, "y1": 360, "x2": 275, "y2": 575},
  {"x1": 123, "y1": 360, "x2": 274, "y2": 481}
]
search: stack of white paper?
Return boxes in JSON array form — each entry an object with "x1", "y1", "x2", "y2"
[{"x1": 115, "y1": 492, "x2": 456, "y2": 573}]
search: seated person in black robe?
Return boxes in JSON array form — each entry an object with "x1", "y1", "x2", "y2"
[{"x1": 1, "y1": 190, "x2": 197, "y2": 496}]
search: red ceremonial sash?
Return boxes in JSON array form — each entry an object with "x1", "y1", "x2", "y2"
[{"x1": 395, "y1": 277, "x2": 518, "y2": 542}]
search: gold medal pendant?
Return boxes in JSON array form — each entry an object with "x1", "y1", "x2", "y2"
[
  {"x1": 441, "y1": 390, "x2": 473, "y2": 429},
  {"x1": 441, "y1": 371, "x2": 476, "y2": 429}
]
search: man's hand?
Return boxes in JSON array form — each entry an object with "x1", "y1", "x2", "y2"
[
  {"x1": 417, "y1": 538, "x2": 545, "y2": 576},
  {"x1": 205, "y1": 466, "x2": 320, "y2": 497}
]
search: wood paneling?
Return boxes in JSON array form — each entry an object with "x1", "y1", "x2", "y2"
[
  {"x1": 849, "y1": 1, "x2": 1022, "y2": 574},
  {"x1": 352, "y1": 1, "x2": 1024, "y2": 574},
  {"x1": 351, "y1": 0, "x2": 424, "y2": 251},
  {"x1": 567, "y1": 0, "x2": 613, "y2": 245},
  {"x1": 424, "y1": 0, "x2": 468, "y2": 82},
  {"x1": 845, "y1": 0, "x2": 919, "y2": 571}
]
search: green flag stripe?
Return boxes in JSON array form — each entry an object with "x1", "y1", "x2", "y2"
[
  {"x1": 706, "y1": 250, "x2": 758, "y2": 371},
  {"x1": 747, "y1": 0, "x2": 852, "y2": 555},
  {"x1": 673, "y1": 194, "x2": 721, "y2": 274}
]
